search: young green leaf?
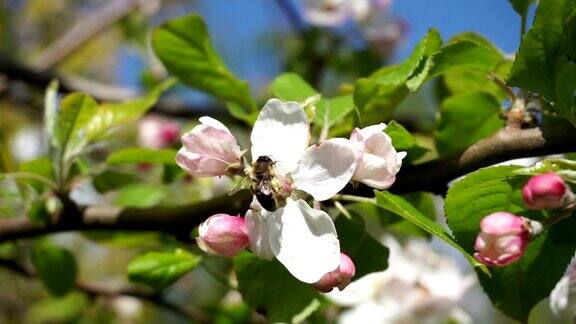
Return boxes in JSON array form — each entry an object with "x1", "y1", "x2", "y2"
[
  {"x1": 315, "y1": 94, "x2": 355, "y2": 127},
  {"x1": 270, "y1": 73, "x2": 317, "y2": 102},
  {"x1": 335, "y1": 212, "x2": 389, "y2": 278},
  {"x1": 85, "y1": 79, "x2": 175, "y2": 141},
  {"x1": 374, "y1": 191, "x2": 488, "y2": 273},
  {"x1": 43, "y1": 80, "x2": 59, "y2": 152},
  {"x1": 56, "y1": 93, "x2": 97, "y2": 159},
  {"x1": 445, "y1": 165, "x2": 576, "y2": 322},
  {"x1": 106, "y1": 148, "x2": 177, "y2": 165},
  {"x1": 428, "y1": 40, "x2": 501, "y2": 78},
  {"x1": 435, "y1": 92, "x2": 504, "y2": 157},
  {"x1": 508, "y1": 0, "x2": 576, "y2": 105},
  {"x1": 384, "y1": 120, "x2": 428, "y2": 163},
  {"x1": 152, "y1": 14, "x2": 256, "y2": 121},
  {"x1": 234, "y1": 253, "x2": 320, "y2": 322},
  {"x1": 114, "y1": 184, "x2": 168, "y2": 208},
  {"x1": 31, "y1": 243, "x2": 78, "y2": 297},
  {"x1": 127, "y1": 249, "x2": 201, "y2": 290}
]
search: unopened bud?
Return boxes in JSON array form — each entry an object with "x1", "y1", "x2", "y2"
[
  {"x1": 313, "y1": 253, "x2": 356, "y2": 293},
  {"x1": 197, "y1": 214, "x2": 249, "y2": 257},
  {"x1": 473, "y1": 212, "x2": 529, "y2": 267},
  {"x1": 523, "y1": 173, "x2": 573, "y2": 210}
]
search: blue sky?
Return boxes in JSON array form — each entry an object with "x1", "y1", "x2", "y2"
[{"x1": 119, "y1": 0, "x2": 535, "y2": 97}]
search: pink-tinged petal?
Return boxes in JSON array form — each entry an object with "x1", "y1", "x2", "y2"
[
  {"x1": 291, "y1": 138, "x2": 357, "y2": 201},
  {"x1": 314, "y1": 253, "x2": 357, "y2": 293},
  {"x1": 350, "y1": 125, "x2": 405, "y2": 189},
  {"x1": 250, "y1": 99, "x2": 310, "y2": 176},
  {"x1": 473, "y1": 212, "x2": 530, "y2": 267},
  {"x1": 196, "y1": 214, "x2": 249, "y2": 257},
  {"x1": 138, "y1": 115, "x2": 181, "y2": 149},
  {"x1": 176, "y1": 117, "x2": 242, "y2": 177},
  {"x1": 245, "y1": 201, "x2": 275, "y2": 260},
  {"x1": 522, "y1": 173, "x2": 573, "y2": 210},
  {"x1": 267, "y1": 199, "x2": 340, "y2": 283}
]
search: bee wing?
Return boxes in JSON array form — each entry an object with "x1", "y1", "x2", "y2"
[{"x1": 258, "y1": 181, "x2": 273, "y2": 195}]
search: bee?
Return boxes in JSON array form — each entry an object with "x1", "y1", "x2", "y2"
[{"x1": 251, "y1": 156, "x2": 278, "y2": 211}]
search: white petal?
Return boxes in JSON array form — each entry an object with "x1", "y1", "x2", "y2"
[
  {"x1": 291, "y1": 138, "x2": 357, "y2": 201},
  {"x1": 250, "y1": 99, "x2": 309, "y2": 175},
  {"x1": 245, "y1": 201, "x2": 274, "y2": 260},
  {"x1": 267, "y1": 199, "x2": 340, "y2": 283}
]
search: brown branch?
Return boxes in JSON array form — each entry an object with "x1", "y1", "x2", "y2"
[
  {"x1": 30, "y1": 0, "x2": 143, "y2": 70},
  {"x1": 0, "y1": 191, "x2": 253, "y2": 244},
  {"x1": 0, "y1": 126, "x2": 575, "y2": 243},
  {"x1": 0, "y1": 55, "x2": 235, "y2": 121},
  {"x1": 0, "y1": 257, "x2": 209, "y2": 322}
]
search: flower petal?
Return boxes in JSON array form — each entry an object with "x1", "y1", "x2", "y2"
[
  {"x1": 267, "y1": 198, "x2": 340, "y2": 283},
  {"x1": 291, "y1": 138, "x2": 357, "y2": 201},
  {"x1": 245, "y1": 199, "x2": 274, "y2": 260},
  {"x1": 250, "y1": 99, "x2": 309, "y2": 175}
]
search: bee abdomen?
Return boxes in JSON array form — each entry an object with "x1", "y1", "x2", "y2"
[{"x1": 254, "y1": 191, "x2": 278, "y2": 212}]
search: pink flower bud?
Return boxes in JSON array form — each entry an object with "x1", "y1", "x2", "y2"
[
  {"x1": 313, "y1": 253, "x2": 356, "y2": 293},
  {"x1": 349, "y1": 124, "x2": 406, "y2": 189},
  {"x1": 473, "y1": 212, "x2": 529, "y2": 267},
  {"x1": 176, "y1": 117, "x2": 243, "y2": 177},
  {"x1": 522, "y1": 173, "x2": 573, "y2": 210},
  {"x1": 138, "y1": 115, "x2": 180, "y2": 149},
  {"x1": 197, "y1": 214, "x2": 249, "y2": 257}
]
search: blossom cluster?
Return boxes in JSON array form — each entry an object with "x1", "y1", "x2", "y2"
[
  {"x1": 473, "y1": 172, "x2": 574, "y2": 267},
  {"x1": 175, "y1": 98, "x2": 405, "y2": 291},
  {"x1": 302, "y1": 0, "x2": 405, "y2": 58}
]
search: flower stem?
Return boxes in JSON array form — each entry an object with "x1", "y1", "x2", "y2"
[{"x1": 332, "y1": 194, "x2": 376, "y2": 204}]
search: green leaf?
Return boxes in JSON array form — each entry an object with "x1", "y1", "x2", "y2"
[
  {"x1": 567, "y1": 10, "x2": 576, "y2": 63},
  {"x1": 86, "y1": 79, "x2": 175, "y2": 141},
  {"x1": 31, "y1": 243, "x2": 77, "y2": 297},
  {"x1": 384, "y1": 120, "x2": 428, "y2": 163},
  {"x1": 56, "y1": 93, "x2": 98, "y2": 159},
  {"x1": 435, "y1": 92, "x2": 504, "y2": 157},
  {"x1": 19, "y1": 157, "x2": 55, "y2": 192},
  {"x1": 335, "y1": 212, "x2": 389, "y2": 278},
  {"x1": 315, "y1": 94, "x2": 355, "y2": 127},
  {"x1": 508, "y1": 0, "x2": 535, "y2": 16},
  {"x1": 114, "y1": 184, "x2": 168, "y2": 208},
  {"x1": 270, "y1": 73, "x2": 317, "y2": 102},
  {"x1": 43, "y1": 80, "x2": 59, "y2": 152},
  {"x1": 353, "y1": 29, "x2": 442, "y2": 122},
  {"x1": 152, "y1": 14, "x2": 255, "y2": 121},
  {"x1": 234, "y1": 253, "x2": 320, "y2": 323},
  {"x1": 127, "y1": 249, "x2": 201, "y2": 290},
  {"x1": 554, "y1": 56, "x2": 576, "y2": 124},
  {"x1": 374, "y1": 190, "x2": 488, "y2": 273},
  {"x1": 26, "y1": 292, "x2": 88, "y2": 324},
  {"x1": 428, "y1": 40, "x2": 501, "y2": 78},
  {"x1": 92, "y1": 170, "x2": 138, "y2": 193},
  {"x1": 106, "y1": 148, "x2": 177, "y2": 165},
  {"x1": 508, "y1": 0, "x2": 576, "y2": 102},
  {"x1": 445, "y1": 165, "x2": 576, "y2": 321}
]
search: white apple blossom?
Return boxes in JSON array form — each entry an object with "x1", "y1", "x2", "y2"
[
  {"x1": 178, "y1": 99, "x2": 364, "y2": 283},
  {"x1": 550, "y1": 262, "x2": 576, "y2": 322},
  {"x1": 327, "y1": 236, "x2": 475, "y2": 324},
  {"x1": 350, "y1": 123, "x2": 406, "y2": 189},
  {"x1": 302, "y1": 0, "x2": 370, "y2": 27}
]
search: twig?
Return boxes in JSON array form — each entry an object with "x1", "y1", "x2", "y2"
[
  {"x1": 274, "y1": 0, "x2": 306, "y2": 35},
  {"x1": 30, "y1": 0, "x2": 142, "y2": 70},
  {"x1": 0, "y1": 257, "x2": 209, "y2": 322},
  {"x1": 0, "y1": 55, "x2": 236, "y2": 121}
]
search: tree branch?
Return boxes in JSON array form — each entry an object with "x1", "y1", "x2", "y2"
[
  {"x1": 1, "y1": 126, "x2": 575, "y2": 243},
  {"x1": 0, "y1": 55, "x2": 235, "y2": 121},
  {"x1": 0, "y1": 257, "x2": 209, "y2": 322},
  {"x1": 30, "y1": 0, "x2": 143, "y2": 70}
]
